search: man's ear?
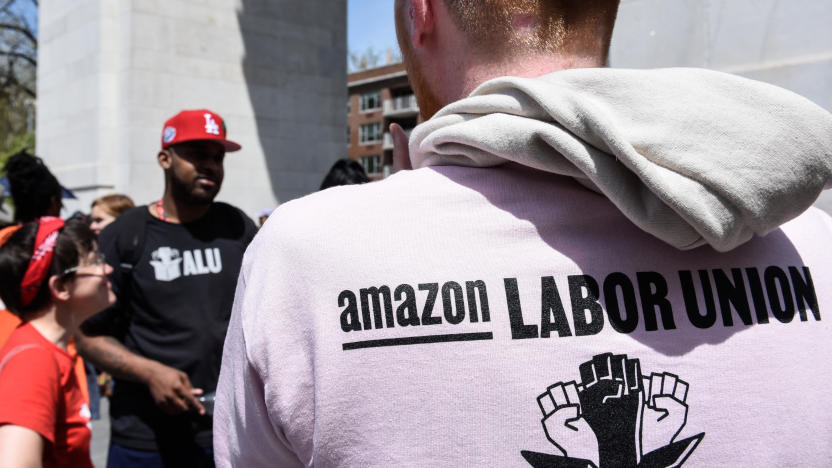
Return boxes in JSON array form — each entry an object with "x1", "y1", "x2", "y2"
[
  {"x1": 158, "y1": 149, "x2": 172, "y2": 170},
  {"x1": 409, "y1": 0, "x2": 436, "y2": 49},
  {"x1": 49, "y1": 275, "x2": 71, "y2": 303}
]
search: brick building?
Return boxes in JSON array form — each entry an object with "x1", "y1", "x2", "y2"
[{"x1": 347, "y1": 62, "x2": 419, "y2": 179}]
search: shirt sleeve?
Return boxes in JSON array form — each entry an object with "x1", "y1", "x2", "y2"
[
  {"x1": 0, "y1": 345, "x2": 60, "y2": 443},
  {"x1": 214, "y1": 228, "x2": 310, "y2": 468}
]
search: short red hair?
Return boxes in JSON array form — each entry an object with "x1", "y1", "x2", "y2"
[{"x1": 442, "y1": 0, "x2": 620, "y2": 65}]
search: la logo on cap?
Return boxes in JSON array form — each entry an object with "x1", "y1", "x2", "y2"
[
  {"x1": 160, "y1": 109, "x2": 242, "y2": 152},
  {"x1": 204, "y1": 113, "x2": 220, "y2": 135}
]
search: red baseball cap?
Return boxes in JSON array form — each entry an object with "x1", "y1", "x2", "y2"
[{"x1": 160, "y1": 109, "x2": 241, "y2": 152}]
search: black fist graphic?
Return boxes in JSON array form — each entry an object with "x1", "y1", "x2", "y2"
[{"x1": 577, "y1": 354, "x2": 643, "y2": 467}]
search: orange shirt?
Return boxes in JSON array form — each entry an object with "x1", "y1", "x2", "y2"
[
  {"x1": 0, "y1": 323, "x2": 93, "y2": 468},
  {"x1": 0, "y1": 308, "x2": 19, "y2": 347}
]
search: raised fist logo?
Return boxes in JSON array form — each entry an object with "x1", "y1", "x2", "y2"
[{"x1": 521, "y1": 353, "x2": 704, "y2": 468}]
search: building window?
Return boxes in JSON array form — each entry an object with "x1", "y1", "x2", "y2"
[
  {"x1": 359, "y1": 122, "x2": 382, "y2": 144},
  {"x1": 346, "y1": 126, "x2": 351, "y2": 144},
  {"x1": 360, "y1": 91, "x2": 381, "y2": 111},
  {"x1": 361, "y1": 155, "x2": 381, "y2": 175}
]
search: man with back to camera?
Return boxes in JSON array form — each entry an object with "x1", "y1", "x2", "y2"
[
  {"x1": 215, "y1": 1, "x2": 832, "y2": 466},
  {"x1": 77, "y1": 109, "x2": 257, "y2": 467}
]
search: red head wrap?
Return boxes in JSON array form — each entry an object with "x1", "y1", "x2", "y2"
[{"x1": 20, "y1": 216, "x2": 65, "y2": 306}]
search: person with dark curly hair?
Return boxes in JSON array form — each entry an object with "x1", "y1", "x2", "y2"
[
  {"x1": 3, "y1": 151, "x2": 64, "y2": 222},
  {"x1": 319, "y1": 158, "x2": 370, "y2": 190}
]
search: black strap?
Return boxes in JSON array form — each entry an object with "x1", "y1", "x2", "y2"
[
  {"x1": 114, "y1": 207, "x2": 148, "y2": 338},
  {"x1": 115, "y1": 206, "x2": 149, "y2": 273},
  {"x1": 80, "y1": 207, "x2": 147, "y2": 338}
]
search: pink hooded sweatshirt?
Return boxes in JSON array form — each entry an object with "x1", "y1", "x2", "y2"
[{"x1": 215, "y1": 68, "x2": 832, "y2": 467}]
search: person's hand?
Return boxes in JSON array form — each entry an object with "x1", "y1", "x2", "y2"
[
  {"x1": 390, "y1": 123, "x2": 413, "y2": 173},
  {"x1": 143, "y1": 361, "x2": 205, "y2": 415}
]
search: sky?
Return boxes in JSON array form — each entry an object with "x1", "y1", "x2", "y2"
[
  {"x1": 10, "y1": 0, "x2": 37, "y2": 34},
  {"x1": 347, "y1": 0, "x2": 399, "y2": 62}
]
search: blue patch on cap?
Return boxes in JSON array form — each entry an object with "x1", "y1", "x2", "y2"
[{"x1": 163, "y1": 126, "x2": 177, "y2": 143}]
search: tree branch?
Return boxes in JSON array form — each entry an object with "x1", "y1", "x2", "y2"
[
  {"x1": 0, "y1": 0, "x2": 14, "y2": 14},
  {"x1": 16, "y1": 81, "x2": 33, "y2": 98},
  {"x1": 0, "y1": 79, "x2": 35, "y2": 98},
  {"x1": 0, "y1": 49, "x2": 35, "y2": 67},
  {"x1": 0, "y1": 69, "x2": 35, "y2": 98},
  {"x1": 0, "y1": 22, "x2": 36, "y2": 46}
]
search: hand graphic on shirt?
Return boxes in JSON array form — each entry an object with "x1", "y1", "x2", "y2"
[
  {"x1": 526, "y1": 353, "x2": 702, "y2": 468},
  {"x1": 640, "y1": 372, "x2": 689, "y2": 456},
  {"x1": 577, "y1": 354, "x2": 644, "y2": 467},
  {"x1": 537, "y1": 381, "x2": 599, "y2": 467}
]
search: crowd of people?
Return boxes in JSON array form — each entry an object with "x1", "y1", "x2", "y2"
[
  {"x1": 0, "y1": 109, "x2": 369, "y2": 467},
  {"x1": 1, "y1": 0, "x2": 832, "y2": 467}
]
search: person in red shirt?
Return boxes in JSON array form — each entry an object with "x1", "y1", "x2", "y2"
[{"x1": 0, "y1": 217, "x2": 115, "y2": 467}]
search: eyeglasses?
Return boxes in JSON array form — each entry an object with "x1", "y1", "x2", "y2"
[{"x1": 60, "y1": 253, "x2": 107, "y2": 278}]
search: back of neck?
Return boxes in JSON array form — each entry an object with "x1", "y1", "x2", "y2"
[{"x1": 457, "y1": 53, "x2": 603, "y2": 101}]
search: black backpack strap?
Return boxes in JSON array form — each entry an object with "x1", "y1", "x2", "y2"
[
  {"x1": 81, "y1": 206, "x2": 148, "y2": 338},
  {"x1": 114, "y1": 206, "x2": 149, "y2": 274},
  {"x1": 110, "y1": 207, "x2": 149, "y2": 324}
]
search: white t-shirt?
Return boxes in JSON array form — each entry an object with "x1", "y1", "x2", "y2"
[{"x1": 215, "y1": 164, "x2": 832, "y2": 467}]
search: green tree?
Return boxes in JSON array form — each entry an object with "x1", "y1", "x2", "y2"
[
  {"x1": 0, "y1": 0, "x2": 36, "y2": 169},
  {"x1": 348, "y1": 46, "x2": 402, "y2": 72}
]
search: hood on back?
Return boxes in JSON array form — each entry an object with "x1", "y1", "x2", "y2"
[{"x1": 409, "y1": 68, "x2": 832, "y2": 251}]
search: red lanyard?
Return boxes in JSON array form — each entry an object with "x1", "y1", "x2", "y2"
[{"x1": 155, "y1": 200, "x2": 170, "y2": 222}]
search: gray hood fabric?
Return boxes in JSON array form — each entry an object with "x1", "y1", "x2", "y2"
[{"x1": 409, "y1": 68, "x2": 832, "y2": 251}]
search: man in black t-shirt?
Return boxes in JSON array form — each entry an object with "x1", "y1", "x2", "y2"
[{"x1": 78, "y1": 109, "x2": 257, "y2": 467}]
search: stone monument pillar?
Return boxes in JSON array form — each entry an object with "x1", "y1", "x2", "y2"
[{"x1": 37, "y1": 0, "x2": 347, "y2": 217}]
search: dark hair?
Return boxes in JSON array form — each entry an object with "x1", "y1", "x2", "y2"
[
  {"x1": 3, "y1": 151, "x2": 62, "y2": 222},
  {"x1": 0, "y1": 218, "x2": 96, "y2": 318},
  {"x1": 320, "y1": 159, "x2": 371, "y2": 190}
]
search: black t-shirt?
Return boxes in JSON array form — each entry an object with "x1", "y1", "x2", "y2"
[{"x1": 87, "y1": 202, "x2": 257, "y2": 452}]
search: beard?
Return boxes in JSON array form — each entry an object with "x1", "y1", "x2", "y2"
[
  {"x1": 168, "y1": 169, "x2": 220, "y2": 206},
  {"x1": 396, "y1": 4, "x2": 444, "y2": 120}
]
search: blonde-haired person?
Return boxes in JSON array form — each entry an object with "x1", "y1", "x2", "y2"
[{"x1": 89, "y1": 194, "x2": 134, "y2": 236}]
